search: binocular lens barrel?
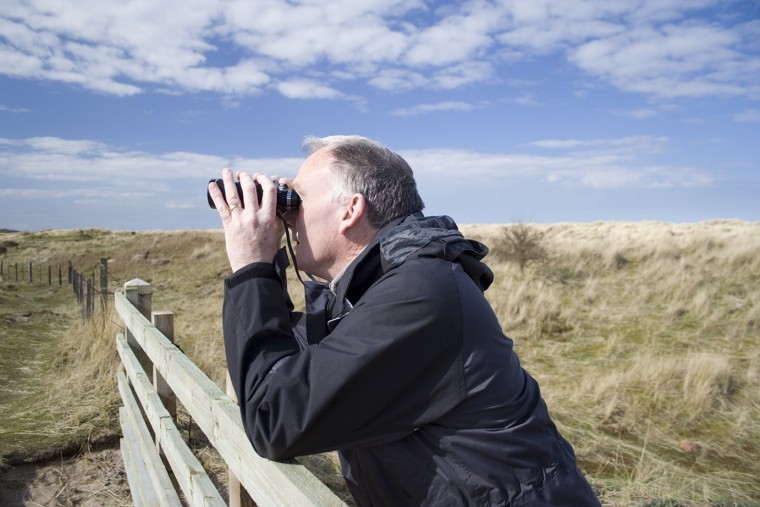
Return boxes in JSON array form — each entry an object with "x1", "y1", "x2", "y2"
[{"x1": 207, "y1": 178, "x2": 300, "y2": 211}]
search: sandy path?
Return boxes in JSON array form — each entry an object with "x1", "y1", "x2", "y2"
[{"x1": 0, "y1": 447, "x2": 131, "y2": 507}]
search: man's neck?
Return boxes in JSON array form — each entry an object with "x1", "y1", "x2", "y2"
[{"x1": 328, "y1": 243, "x2": 368, "y2": 294}]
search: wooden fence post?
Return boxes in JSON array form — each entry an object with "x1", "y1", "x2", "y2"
[
  {"x1": 15, "y1": 262, "x2": 18, "y2": 281},
  {"x1": 90, "y1": 273, "x2": 95, "y2": 317},
  {"x1": 74, "y1": 271, "x2": 82, "y2": 303},
  {"x1": 151, "y1": 311, "x2": 177, "y2": 421},
  {"x1": 84, "y1": 278, "x2": 91, "y2": 319},
  {"x1": 124, "y1": 279, "x2": 154, "y2": 384},
  {"x1": 100, "y1": 258, "x2": 108, "y2": 311},
  {"x1": 28, "y1": 261, "x2": 32, "y2": 283},
  {"x1": 48, "y1": 265, "x2": 52, "y2": 286},
  {"x1": 58, "y1": 264, "x2": 62, "y2": 286},
  {"x1": 88, "y1": 277, "x2": 95, "y2": 319},
  {"x1": 226, "y1": 373, "x2": 256, "y2": 507}
]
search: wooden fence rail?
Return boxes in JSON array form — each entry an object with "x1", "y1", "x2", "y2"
[{"x1": 115, "y1": 278, "x2": 347, "y2": 507}]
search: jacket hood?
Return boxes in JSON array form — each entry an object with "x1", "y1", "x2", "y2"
[{"x1": 379, "y1": 213, "x2": 494, "y2": 291}]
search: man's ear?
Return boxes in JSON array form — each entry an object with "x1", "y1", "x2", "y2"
[{"x1": 338, "y1": 193, "x2": 367, "y2": 234}]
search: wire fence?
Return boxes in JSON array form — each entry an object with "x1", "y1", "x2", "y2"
[{"x1": 1, "y1": 257, "x2": 110, "y2": 319}]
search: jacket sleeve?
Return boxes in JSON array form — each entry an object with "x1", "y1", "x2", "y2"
[{"x1": 223, "y1": 259, "x2": 465, "y2": 460}]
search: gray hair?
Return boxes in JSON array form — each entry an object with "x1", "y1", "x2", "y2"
[{"x1": 303, "y1": 135, "x2": 425, "y2": 228}]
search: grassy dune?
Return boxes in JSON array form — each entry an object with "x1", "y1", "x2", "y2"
[{"x1": 0, "y1": 221, "x2": 758, "y2": 506}]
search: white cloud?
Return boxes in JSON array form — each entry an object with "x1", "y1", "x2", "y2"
[
  {"x1": 0, "y1": 104, "x2": 30, "y2": 113},
  {"x1": 403, "y1": 3, "x2": 499, "y2": 66},
  {"x1": 0, "y1": 0, "x2": 756, "y2": 101},
  {"x1": 530, "y1": 135, "x2": 669, "y2": 154},
  {"x1": 401, "y1": 133, "x2": 712, "y2": 189},
  {"x1": 275, "y1": 79, "x2": 345, "y2": 100},
  {"x1": 610, "y1": 108, "x2": 658, "y2": 119},
  {"x1": 569, "y1": 21, "x2": 758, "y2": 98},
  {"x1": 0, "y1": 137, "x2": 303, "y2": 184},
  {"x1": 402, "y1": 145, "x2": 712, "y2": 189},
  {"x1": 0, "y1": 187, "x2": 94, "y2": 199},
  {"x1": 367, "y1": 68, "x2": 427, "y2": 91},
  {"x1": 429, "y1": 61, "x2": 495, "y2": 89},
  {"x1": 0, "y1": 135, "x2": 714, "y2": 195},
  {"x1": 733, "y1": 109, "x2": 760, "y2": 123},
  {"x1": 511, "y1": 95, "x2": 542, "y2": 107},
  {"x1": 391, "y1": 101, "x2": 480, "y2": 116}
]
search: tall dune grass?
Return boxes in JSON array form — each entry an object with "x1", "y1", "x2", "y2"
[
  {"x1": 471, "y1": 220, "x2": 760, "y2": 506},
  {"x1": 1, "y1": 221, "x2": 758, "y2": 506},
  {"x1": 50, "y1": 309, "x2": 123, "y2": 444}
]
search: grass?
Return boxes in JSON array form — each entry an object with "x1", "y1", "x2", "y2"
[
  {"x1": 0, "y1": 281, "x2": 78, "y2": 457},
  {"x1": 1, "y1": 221, "x2": 759, "y2": 506},
  {"x1": 476, "y1": 221, "x2": 760, "y2": 506}
]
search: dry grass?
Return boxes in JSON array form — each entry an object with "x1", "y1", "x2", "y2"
[
  {"x1": 2, "y1": 220, "x2": 759, "y2": 506},
  {"x1": 472, "y1": 220, "x2": 760, "y2": 506},
  {"x1": 49, "y1": 310, "x2": 123, "y2": 443}
]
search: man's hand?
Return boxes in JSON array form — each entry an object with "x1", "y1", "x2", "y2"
[{"x1": 208, "y1": 168, "x2": 284, "y2": 273}]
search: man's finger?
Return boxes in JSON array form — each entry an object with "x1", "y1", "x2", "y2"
[
  {"x1": 208, "y1": 180, "x2": 234, "y2": 218},
  {"x1": 222, "y1": 168, "x2": 242, "y2": 209}
]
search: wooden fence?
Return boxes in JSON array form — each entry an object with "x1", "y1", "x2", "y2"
[
  {"x1": 2, "y1": 256, "x2": 344, "y2": 504},
  {"x1": 115, "y1": 278, "x2": 347, "y2": 506}
]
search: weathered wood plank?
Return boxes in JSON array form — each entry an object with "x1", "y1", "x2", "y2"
[
  {"x1": 118, "y1": 394, "x2": 182, "y2": 507},
  {"x1": 119, "y1": 437, "x2": 152, "y2": 507},
  {"x1": 115, "y1": 290, "x2": 346, "y2": 507},
  {"x1": 116, "y1": 359, "x2": 225, "y2": 507}
]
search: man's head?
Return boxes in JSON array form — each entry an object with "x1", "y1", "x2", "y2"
[
  {"x1": 303, "y1": 135, "x2": 424, "y2": 229},
  {"x1": 287, "y1": 135, "x2": 424, "y2": 281}
]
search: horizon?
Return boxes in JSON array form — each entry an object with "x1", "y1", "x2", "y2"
[
  {"x1": 1, "y1": 0, "x2": 758, "y2": 231},
  {"x1": 3, "y1": 216, "x2": 757, "y2": 236}
]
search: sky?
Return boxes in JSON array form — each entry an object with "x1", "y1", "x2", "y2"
[{"x1": 0, "y1": 0, "x2": 758, "y2": 231}]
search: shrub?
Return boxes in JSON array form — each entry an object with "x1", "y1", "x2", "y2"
[{"x1": 494, "y1": 223, "x2": 549, "y2": 273}]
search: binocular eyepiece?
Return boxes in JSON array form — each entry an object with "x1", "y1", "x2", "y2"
[{"x1": 207, "y1": 178, "x2": 300, "y2": 212}]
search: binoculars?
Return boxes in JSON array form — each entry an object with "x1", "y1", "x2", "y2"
[{"x1": 207, "y1": 178, "x2": 300, "y2": 212}]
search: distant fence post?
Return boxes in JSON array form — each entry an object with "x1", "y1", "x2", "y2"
[
  {"x1": 100, "y1": 258, "x2": 109, "y2": 311},
  {"x1": 68, "y1": 261, "x2": 72, "y2": 284},
  {"x1": 84, "y1": 278, "x2": 90, "y2": 319},
  {"x1": 86, "y1": 277, "x2": 95, "y2": 319},
  {"x1": 73, "y1": 271, "x2": 82, "y2": 303},
  {"x1": 28, "y1": 261, "x2": 32, "y2": 283},
  {"x1": 90, "y1": 273, "x2": 95, "y2": 318},
  {"x1": 58, "y1": 264, "x2": 62, "y2": 286}
]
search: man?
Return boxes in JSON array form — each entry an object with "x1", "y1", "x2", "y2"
[{"x1": 209, "y1": 136, "x2": 600, "y2": 506}]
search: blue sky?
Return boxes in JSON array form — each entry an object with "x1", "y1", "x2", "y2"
[{"x1": 1, "y1": 0, "x2": 758, "y2": 231}]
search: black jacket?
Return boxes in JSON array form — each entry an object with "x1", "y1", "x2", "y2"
[{"x1": 223, "y1": 213, "x2": 600, "y2": 506}]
